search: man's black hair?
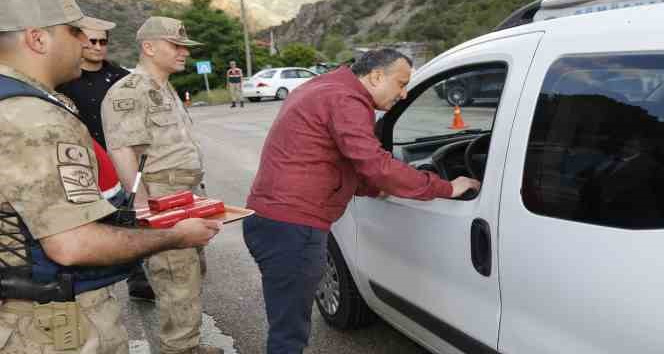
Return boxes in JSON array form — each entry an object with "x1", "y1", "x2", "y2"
[{"x1": 351, "y1": 49, "x2": 412, "y2": 77}]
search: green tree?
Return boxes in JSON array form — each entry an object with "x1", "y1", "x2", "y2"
[
  {"x1": 336, "y1": 49, "x2": 355, "y2": 63},
  {"x1": 252, "y1": 46, "x2": 285, "y2": 72},
  {"x1": 280, "y1": 43, "x2": 317, "y2": 67},
  {"x1": 396, "y1": 0, "x2": 532, "y2": 49},
  {"x1": 159, "y1": 0, "x2": 244, "y2": 94},
  {"x1": 321, "y1": 34, "x2": 346, "y2": 61}
]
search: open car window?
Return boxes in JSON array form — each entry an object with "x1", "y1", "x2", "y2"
[
  {"x1": 375, "y1": 63, "x2": 508, "y2": 197},
  {"x1": 393, "y1": 65, "x2": 506, "y2": 145}
]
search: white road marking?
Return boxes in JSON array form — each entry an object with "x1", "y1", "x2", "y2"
[{"x1": 129, "y1": 340, "x2": 150, "y2": 354}]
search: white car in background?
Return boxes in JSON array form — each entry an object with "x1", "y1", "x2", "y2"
[{"x1": 242, "y1": 67, "x2": 317, "y2": 102}]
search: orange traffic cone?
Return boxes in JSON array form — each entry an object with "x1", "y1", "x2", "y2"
[
  {"x1": 184, "y1": 91, "x2": 191, "y2": 107},
  {"x1": 449, "y1": 105, "x2": 468, "y2": 130}
]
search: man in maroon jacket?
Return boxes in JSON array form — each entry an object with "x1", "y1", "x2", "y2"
[{"x1": 243, "y1": 49, "x2": 480, "y2": 354}]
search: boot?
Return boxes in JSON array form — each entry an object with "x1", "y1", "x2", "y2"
[
  {"x1": 127, "y1": 264, "x2": 156, "y2": 302},
  {"x1": 230, "y1": 102, "x2": 236, "y2": 108},
  {"x1": 240, "y1": 101, "x2": 244, "y2": 108},
  {"x1": 128, "y1": 282, "x2": 155, "y2": 302}
]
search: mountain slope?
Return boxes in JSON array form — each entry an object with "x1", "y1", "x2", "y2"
[
  {"x1": 168, "y1": 0, "x2": 319, "y2": 30},
  {"x1": 78, "y1": 0, "x2": 184, "y2": 66},
  {"x1": 78, "y1": 0, "x2": 316, "y2": 65},
  {"x1": 269, "y1": 0, "x2": 533, "y2": 55}
]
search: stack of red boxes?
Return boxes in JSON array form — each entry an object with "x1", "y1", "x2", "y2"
[{"x1": 136, "y1": 191, "x2": 226, "y2": 228}]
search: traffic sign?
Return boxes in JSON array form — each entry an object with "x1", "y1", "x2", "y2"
[{"x1": 196, "y1": 61, "x2": 212, "y2": 75}]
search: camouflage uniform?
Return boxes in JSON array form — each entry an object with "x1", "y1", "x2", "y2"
[
  {"x1": 0, "y1": 65, "x2": 128, "y2": 354},
  {"x1": 227, "y1": 67, "x2": 244, "y2": 104},
  {"x1": 102, "y1": 64, "x2": 207, "y2": 354}
]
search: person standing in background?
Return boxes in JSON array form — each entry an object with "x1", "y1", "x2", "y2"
[
  {"x1": 226, "y1": 60, "x2": 244, "y2": 108},
  {"x1": 57, "y1": 27, "x2": 128, "y2": 149},
  {"x1": 57, "y1": 26, "x2": 156, "y2": 303}
]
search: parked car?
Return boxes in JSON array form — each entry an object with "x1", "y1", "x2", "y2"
[
  {"x1": 433, "y1": 68, "x2": 506, "y2": 106},
  {"x1": 242, "y1": 67, "x2": 317, "y2": 102},
  {"x1": 315, "y1": 1, "x2": 664, "y2": 353},
  {"x1": 308, "y1": 62, "x2": 338, "y2": 75}
]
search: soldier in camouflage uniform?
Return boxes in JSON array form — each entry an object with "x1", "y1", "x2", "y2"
[
  {"x1": 226, "y1": 61, "x2": 244, "y2": 108},
  {"x1": 0, "y1": 2, "x2": 221, "y2": 354},
  {"x1": 101, "y1": 17, "x2": 221, "y2": 354}
]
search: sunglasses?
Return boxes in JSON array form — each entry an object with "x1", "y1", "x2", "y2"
[{"x1": 88, "y1": 38, "x2": 109, "y2": 46}]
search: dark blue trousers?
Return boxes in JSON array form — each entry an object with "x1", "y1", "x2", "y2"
[{"x1": 243, "y1": 215, "x2": 328, "y2": 354}]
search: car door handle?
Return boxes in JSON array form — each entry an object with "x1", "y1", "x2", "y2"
[{"x1": 471, "y1": 218, "x2": 492, "y2": 277}]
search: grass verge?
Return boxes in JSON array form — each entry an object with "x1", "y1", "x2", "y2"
[{"x1": 192, "y1": 88, "x2": 232, "y2": 106}]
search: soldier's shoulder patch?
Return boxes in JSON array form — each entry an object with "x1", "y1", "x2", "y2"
[
  {"x1": 121, "y1": 74, "x2": 143, "y2": 89},
  {"x1": 57, "y1": 143, "x2": 91, "y2": 165},
  {"x1": 56, "y1": 143, "x2": 100, "y2": 204},
  {"x1": 113, "y1": 98, "x2": 136, "y2": 112}
]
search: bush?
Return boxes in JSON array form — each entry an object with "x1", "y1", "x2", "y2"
[
  {"x1": 280, "y1": 43, "x2": 318, "y2": 67},
  {"x1": 322, "y1": 34, "x2": 347, "y2": 61}
]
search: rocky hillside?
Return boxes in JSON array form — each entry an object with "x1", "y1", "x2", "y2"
[
  {"x1": 268, "y1": 0, "x2": 533, "y2": 55},
  {"x1": 79, "y1": 0, "x2": 534, "y2": 66},
  {"x1": 78, "y1": 0, "x2": 316, "y2": 66},
  {"x1": 170, "y1": 0, "x2": 319, "y2": 31},
  {"x1": 78, "y1": 0, "x2": 184, "y2": 66}
]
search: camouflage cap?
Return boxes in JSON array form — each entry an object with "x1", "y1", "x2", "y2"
[
  {"x1": 0, "y1": 0, "x2": 115, "y2": 32},
  {"x1": 136, "y1": 17, "x2": 203, "y2": 47}
]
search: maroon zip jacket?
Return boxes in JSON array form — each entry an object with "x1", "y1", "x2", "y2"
[{"x1": 246, "y1": 67, "x2": 453, "y2": 230}]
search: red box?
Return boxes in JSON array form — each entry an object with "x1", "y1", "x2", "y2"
[
  {"x1": 148, "y1": 191, "x2": 194, "y2": 212},
  {"x1": 185, "y1": 200, "x2": 225, "y2": 218},
  {"x1": 137, "y1": 209, "x2": 187, "y2": 228}
]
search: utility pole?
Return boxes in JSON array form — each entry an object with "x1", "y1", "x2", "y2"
[{"x1": 240, "y1": 0, "x2": 253, "y2": 77}]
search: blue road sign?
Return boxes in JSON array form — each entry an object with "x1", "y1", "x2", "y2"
[{"x1": 196, "y1": 61, "x2": 212, "y2": 75}]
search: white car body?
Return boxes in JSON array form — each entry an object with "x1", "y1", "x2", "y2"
[
  {"x1": 321, "y1": 2, "x2": 664, "y2": 354},
  {"x1": 242, "y1": 67, "x2": 317, "y2": 101}
]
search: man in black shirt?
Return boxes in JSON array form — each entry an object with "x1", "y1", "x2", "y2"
[
  {"x1": 57, "y1": 28, "x2": 128, "y2": 149},
  {"x1": 57, "y1": 27, "x2": 156, "y2": 302}
]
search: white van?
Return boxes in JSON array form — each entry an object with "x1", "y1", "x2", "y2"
[{"x1": 315, "y1": 1, "x2": 664, "y2": 353}]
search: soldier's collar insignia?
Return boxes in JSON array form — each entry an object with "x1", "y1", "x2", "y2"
[{"x1": 149, "y1": 89, "x2": 164, "y2": 106}]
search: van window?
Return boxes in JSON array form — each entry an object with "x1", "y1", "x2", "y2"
[{"x1": 522, "y1": 55, "x2": 664, "y2": 229}]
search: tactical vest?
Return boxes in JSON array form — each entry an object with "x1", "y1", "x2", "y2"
[{"x1": 0, "y1": 74, "x2": 138, "y2": 299}]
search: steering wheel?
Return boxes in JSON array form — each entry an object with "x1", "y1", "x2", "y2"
[
  {"x1": 464, "y1": 133, "x2": 491, "y2": 180},
  {"x1": 431, "y1": 140, "x2": 471, "y2": 181}
]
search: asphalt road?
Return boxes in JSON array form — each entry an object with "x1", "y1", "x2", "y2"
[{"x1": 119, "y1": 99, "x2": 490, "y2": 354}]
